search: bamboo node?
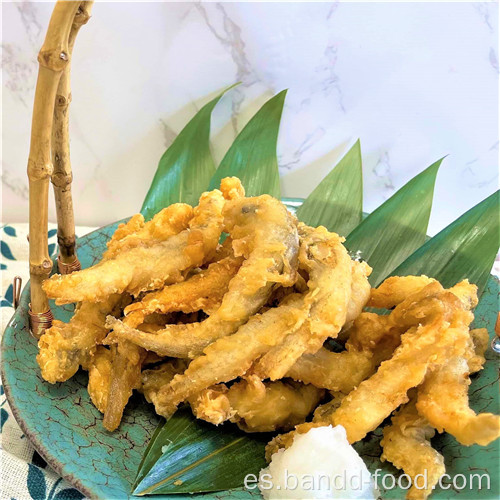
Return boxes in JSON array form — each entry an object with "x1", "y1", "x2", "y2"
[
  {"x1": 38, "y1": 48, "x2": 69, "y2": 71},
  {"x1": 74, "y1": 5, "x2": 91, "y2": 27},
  {"x1": 27, "y1": 159, "x2": 53, "y2": 181},
  {"x1": 55, "y1": 94, "x2": 71, "y2": 107},
  {"x1": 29, "y1": 306, "x2": 54, "y2": 339},
  {"x1": 30, "y1": 260, "x2": 54, "y2": 276},
  {"x1": 57, "y1": 255, "x2": 81, "y2": 274},
  {"x1": 52, "y1": 170, "x2": 73, "y2": 188}
]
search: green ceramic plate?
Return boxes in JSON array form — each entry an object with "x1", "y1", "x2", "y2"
[{"x1": 2, "y1": 200, "x2": 499, "y2": 499}]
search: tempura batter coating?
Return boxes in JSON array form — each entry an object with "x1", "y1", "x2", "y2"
[
  {"x1": 368, "y1": 275, "x2": 436, "y2": 309},
  {"x1": 190, "y1": 377, "x2": 324, "y2": 432},
  {"x1": 106, "y1": 195, "x2": 299, "y2": 358},
  {"x1": 468, "y1": 328, "x2": 489, "y2": 373},
  {"x1": 43, "y1": 190, "x2": 225, "y2": 304},
  {"x1": 416, "y1": 356, "x2": 500, "y2": 446},
  {"x1": 152, "y1": 294, "x2": 307, "y2": 417},
  {"x1": 217, "y1": 194, "x2": 300, "y2": 321},
  {"x1": 332, "y1": 317, "x2": 471, "y2": 443},
  {"x1": 287, "y1": 313, "x2": 400, "y2": 392},
  {"x1": 141, "y1": 359, "x2": 189, "y2": 405},
  {"x1": 219, "y1": 176, "x2": 245, "y2": 201},
  {"x1": 345, "y1": 260, "x2": 372, "y2": 323},
  {"x1": 381, "y1": 397, "x2": 445, "y2": 500},
  {"x1": 87, "y1": 346, "x2": 113, "y2": 413},
  {"x1": 123, "y1": 254, "x2": 243, "y2": 327},
  {"x1": 102, "y1": 340, "x2": 146, "y2": 431},
  {"x1": 254, "y1": 224, "x2": 354, "y2": 379},
  {"x1": 37, "y1": 296, "x2": 121, "y2": 383},
  {"x1": 103, "y1": 204, "x2": 194, "y2": 259},
  {"x1": 270, "y1": 288, "x2": 475, "y2": 452},
  {"x1": 312, "y1": 392, "x2": 346, "y2": 423},
  {"x1": 37, "y1": 215, "x2": 145, "y2": 383}
]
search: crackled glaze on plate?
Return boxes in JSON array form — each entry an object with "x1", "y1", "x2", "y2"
[{"x1": 2, "y1": 202, "x2": 499, "y2": 499}]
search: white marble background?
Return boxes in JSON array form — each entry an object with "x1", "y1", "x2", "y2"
[{"x1": 2, "y1": 1, "x2": 498, "y2": 235}]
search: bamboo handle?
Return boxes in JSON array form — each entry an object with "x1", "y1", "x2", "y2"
[
  {"x1": 52, "y1": 1, "x2": 94, "y2": 274},
  {"x1": 28, "y1": 0, "x2": 84, "y2": 337}
]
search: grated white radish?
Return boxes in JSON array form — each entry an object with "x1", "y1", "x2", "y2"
[{"x1": 259, "y1": 425, "x2": 376, "y2": 499}]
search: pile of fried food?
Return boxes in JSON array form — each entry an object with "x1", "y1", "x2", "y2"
[{"x1": 38, "y1": 177, "x2": 499, "y2": 499}]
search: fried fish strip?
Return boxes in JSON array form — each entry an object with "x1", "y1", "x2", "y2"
[
  {"x1": 331, "y1": 313, "x2": 471, "y2": 443},
  {"x1": 87, "y1": 346, "x2": 113, "y2": 413},
  {"x1": 37, "y1": 215, "x2": 145, "y2": 383},
  {"x1": 312, "y1": 392, "x2": 346, "y2": 423},
  {"x1": 266, "y1": 314, "x2": 470, "y2": 457},
  {"x1": 416, "y1": 356, "x2": 500, "y2": 446},
  {"x1": 190, "y1": 376, "x2": 324, "y2": 432},
  {"x1": 269, "y1": 299, "x2": 473, "y2": 455},
  {"x1": 123, "y1": 254, "x2": 243, "y2": 327},
  {"x1": 287, "y1": 281, "x2": 474, "y2": 394},
  {"x1": 286, "y1": 313, "x2": 401, "y2": 392},
  {"x1": 381, "y1": 396, "x2": 445, "y2": 500},
  {"x1": 153, "y1": 294, "x2": 307, "y2": 417},
  {"x1": 103, "y1": 204, "x2": 193, "y2": 259},
  {"x1": 468, "y1": 328, "x2": 489, "y2": 374},
  {"x1": 102, "y1": 339, "x2": 146, "y2": 431},
  {"x1": 37, "y1": 297, "x2": 121, "y2": 383},
  {"x1": 217, "y1": 194, "x2": 300, "y2": 320},
  {"x1": 106, "y1": 195, "x2": 299, "y2": 358},
  {"x1": 345, "y1": 260, "x2": 372, "y2": 324},
  {"x1": 253, "y1": 224, "x2": 355, "y2": 379},
  {"x1": 368, "y1": 275, "x2": 436, "y2": 309},
  {"x1": 43, "y1": 189, "x2": 225, "y2": 304},
  {"x1": 141, "y1": 359, "x2": 189, "y2": 404}
]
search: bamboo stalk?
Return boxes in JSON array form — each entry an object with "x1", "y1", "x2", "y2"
[
  {"x1": 52, "y1": 1, "x2": 94, "y2": 274},
  {"x1": 28, "y1": 1, "x2": 82, "y2": 337}
]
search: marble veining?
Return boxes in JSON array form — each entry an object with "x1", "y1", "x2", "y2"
[{"x1": 2, "y1": 1, "x2": 498, "y2": 236}]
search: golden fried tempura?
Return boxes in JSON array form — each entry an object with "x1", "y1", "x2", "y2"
[
  {"x1": 447, "y1": 279, "x2": 479, "y2": 310},
  {"x1": 140, "y1": 359, "x2": 189, "y2": 405},
  {"x1": 190, "y1": 376, "x2": 324, "y2": 432},
  {"x1": 34, "y1": 173, "x2": 498, "y2": 485},
  {"x1": 253, "y1": 224, "x2": 354, "y2": 379},
  {"x1": 217, "y1": 194, "x2": 300, "y2": 320},
  {"x1": 416, "y1": 356, "x2": 500, "y2": 446},
  {"x1": 123, "y1": 254, "x2": 243, "y2": 327},
  {"x1": 152, "y1": 294, "x2": 307, "y2": 417},
  {"x1": 219, "y1": 176, "x2": 245, "y2": 200},
  {"x1": 87, "y1": 346, "x2": 113, "y2": 413},
  {"x1": 312, "y1": 392, "x2": 346, "y2": 423},
  {"x1": 102, "y1": 340, "x2": 146, "y2": 431},
  {"x1": 106, "y1": 194, "x2": 299, "y2": 358},
  {"x1": 332, "y1": 315, "x2": 471, "y2": 443},
  {"x1": 468, "y1": 328, "x2": 489, "y2": 373},
  {"x1": 37, "y1": 297, "x2": 121, "y2": 383},
  {"x1": 43, "y1": 190, "x2": 225, "y2": 304},
  {"x1": 345, "y1": 260, "x2": 372, "y2": 323},
  {"x1": 270, "y1": 286, "x2": 475, "y2": 452},
  {"x1": 368, "y1": 275, "x2": 436, "y2": 309},
  {"x1": 381, "y1": 396, "x2": 445, "y2": 500},
  {"x1": 37, "y1": 215, "x2": 145, "y2": 383},
  {"x1": 103, "y1": 204, "x2": 193, "y2": 259},
  {"x1": 286, "y1": 313, "x2": 400, "y2": 392}
]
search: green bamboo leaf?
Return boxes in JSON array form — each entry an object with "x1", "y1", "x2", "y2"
[
  {"x1": 133, "y1": 407, "x2": 268, "y2": 495},
  {"x1": 391, "y1": 190, "x2": 499, "y2": 297},
  {"x1": 345, "y1": 158, "x2": 443, "y2": 286},
  {"x1": 296, "y1": 140, "x2": 363, "y2": 236},
  {"x1": 141, "y1": 85, "x2": 236, "y2": 220},
  {"x1": 209, "y1": 90, "x2": 286, "y2": 198}
]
